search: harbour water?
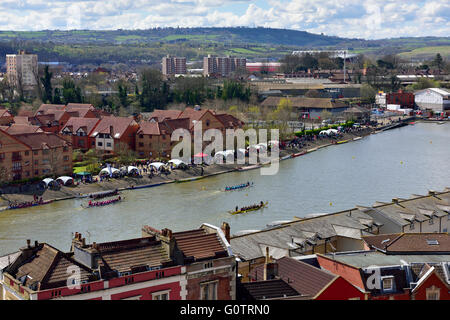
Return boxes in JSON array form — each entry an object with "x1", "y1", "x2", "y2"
[{"x1": 0, "y1": 122, "x2": 449, "y2": 255}]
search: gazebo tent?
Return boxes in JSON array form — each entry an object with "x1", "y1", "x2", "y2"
[
  {"x1": 42, "y1": 178, "x2": 57, "y2": 187},
  {"x1": 127, "y1": 166, "x2": 139, "y2": 173},
  {"x1": 99, "y1": 167, "x2": 120, "y2": 176},
  {"x1": 56, "y1": 176, "x2": 74, "y2": 186},
  {"x1": 150, "y1": 162, "x2": 166, "y2": 170},
  {"x1": 168, "y1": 159, "x2": 186, "y2": 167}
]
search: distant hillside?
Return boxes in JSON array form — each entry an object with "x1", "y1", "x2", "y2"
[
  {"x1": 0, "y1": 28, "x2": 448, "y2": 66},
  {"x1": 0, "y1": 27, "x2": 355, "y2": 47}
]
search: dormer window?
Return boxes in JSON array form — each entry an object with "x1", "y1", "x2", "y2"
[{"x1": 381, "y1": 276, "x2": 394, "y2": 292}]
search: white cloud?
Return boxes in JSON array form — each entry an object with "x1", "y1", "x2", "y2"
[{"x1": 0, "y1": 0, "x2": 447, "y2": 39}]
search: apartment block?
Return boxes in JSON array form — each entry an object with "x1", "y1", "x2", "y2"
[
  {"x1": 203, "y1": 55, "x2": 246, "y2": 77},
  {"x1": 6, "y1": 50, "x2": 38, "y2": 91},
  {"x1": 162, "y1": 55, "x2": 187, "y2": 76}
]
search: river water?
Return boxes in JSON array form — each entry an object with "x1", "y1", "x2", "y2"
[{"x1": 1, "y1": 122, "x2": 449, "y2": 255}]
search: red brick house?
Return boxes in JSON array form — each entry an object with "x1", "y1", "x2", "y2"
[
  {"x1": 317, "y1": 251, "x2": 450, "y2": 300},
  {"x1": 242, "y1": 255, "x2": 366, "y2": 300},
  {"x1": 1, "y1": 236, "x2": 186, "y2": 300},
  {"x1": 0, "y1": 108, "x2": 14, "y2": 126},
  {"x1": 136, "y1": 118, "x2": 190, "y2": 159},
  {"x1": 142, "y1": 222, "x2": 236, "y2": 300},
  {"x1": 61, "y1": 117, "x2": 101, "y2": 151},
  {"x1": 90, "y1": 116, "x2": 139, "y2": 154}
]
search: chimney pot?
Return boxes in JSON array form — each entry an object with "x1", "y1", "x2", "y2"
[
  {"x1": 221, "y1": 222, "x2": 231, "y2": 243},
  {"x1": 82, "y1": 238, "x2": 86, "y2": 246}
]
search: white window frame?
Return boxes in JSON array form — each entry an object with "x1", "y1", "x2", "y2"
[
  {"x1": 381, "y1": 276, "x2": 394, "y2": 292},
  {"x1": 152, "y1": 290, "x2": 170, "y2": 300},
  {"x1": 426, "y1": 286, "x2": 440, "y2": 300},
  {"x1": 200, "y1": 280, "x2": 218, "y2": 300},
  {"x1": 121, "y1": 295, "x2": 142, "y2": 300}
]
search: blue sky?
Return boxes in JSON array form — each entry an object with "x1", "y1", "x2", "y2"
[{"x1": 0, "y1": 0, "x2": 448, "y2": 39}]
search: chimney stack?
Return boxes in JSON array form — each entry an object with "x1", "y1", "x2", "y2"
[
  {"x1": 82, "y1": 238, "x2": 86, "y2": 247},
  {"x1": 27, "y1": 239, "x2": 31, "y2": 248},
  {"x1": 263, "y1": 247, "x2": 278, "y2": 281},
  {"x1": 34, "y1": 241, "x2": 39, "y2": 248},
  {"x1": 221, "y1": 222, "x2": 230, "y2": 243},
  {"x1": 392, "y1": 198, "x2": 399, "y2": 205},
  {"x1": 428, "y1": 190, "x2": 436, "y2": 197}
]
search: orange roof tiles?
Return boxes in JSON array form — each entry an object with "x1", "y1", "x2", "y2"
[{"x1": 173, "y1": 229, "x2": 227, "y2": 261}]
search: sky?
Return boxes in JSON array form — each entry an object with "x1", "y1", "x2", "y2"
[{"x1": 1, "y1": 0, "x2": 449, "y2": 39}]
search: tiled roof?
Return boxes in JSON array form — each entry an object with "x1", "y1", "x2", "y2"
[
  {"x1": 160, "y1": 118, "x2": 191, "y2": 133},
  {"x1": 2, "y1": 124, "x2": 43, "y2": 135},
  {"x1": 14, "y1": 132, "x2": 71, "y2": 149},
  {"x1": 239, "y1": 279, "x2": 300, "y2": 300},
  {"x1": 61, "y1": 117, "x2": 100, "y2": 135},
  {"x1": 91, "y1": 116, "x2": 137, "y2": 138},
  {"x1": 13, "y1": 116, "x2": 31, "y2": 125},
  {"x1": 137, "y1": 121, "x2": 160, "y2": 135},
  {"x1": 36, "y1": 104, "x2": 65, "y2": 115},
  {"x1": 148, "y1": 109, "x2": 182, "y2": 121},
  {"x1": 362, "y1": 233, "x2": 403, "y2": 251},
  {"x1": 384, "y1": 233, "x2": 450, "y2": 253},
  {"x1": 0, "y1": 108, "x2": 12, "y2": 118},
  {"x1": 92, "y1": 237, "x2": 171, "y2": 273},
  {"x1": 251, "y1": 257, "x2": 337, "y2": 298},
  {"x1": 11, "y1": 243, "x2": 93, "y2": 291},
  {"x1": 66, "y1": 103, "x2": 94, "y2": 110},
  {"x1": 215, "y1": 113, "x2": 245, "y2": 127},
  {"x1": 173, "y1": 228, "x2": 228, "y2": 261}
]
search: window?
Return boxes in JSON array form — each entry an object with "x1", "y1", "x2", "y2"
[
  {"x1": 382, "y1": 277, "x2": 394, "y2": 291},
  {"x1": 34, "y1": 160, "x2": 38, "y2": 165},
  {"x1": 63, "y1": 156, "x2": 69, "y2": 161},
  {"x1": 206, "y1": 120, "x2": 210, "y2": 127},
  {"x1": 25, "y1": 151, "x2": 29, "y2": 156},
  {"x1": 33, "y1": 151, "x2": 38, "y2": 155},
  {"x1": 34, "y1": 170, "x2": 39, "y2": 175},
  {"x1": 426, "y1": 286, "x2": 440, "y2": 300},
  {"x1": 106, "y1": 143, "x2": 112, "y2": 147},
  {"x1": 204, "y1": 262, "x2": 213, "y2": 269},
  {"x1": 0, "y1": 153, "x2": 5, "y2": 160},
  {"x1": 42, "y1": 149, "x2": 49, "y2": 155},
  {"x1": 63, "y1": 146, "x2": 68, "y2": 152},
  {"x1": 98, "y1": 142, "x2": 103, "y2": 147},
  {"x1": 139, "y1": 134, "x2": 144, "y2": 139},
  {"x1": 42, "y1": 159, "x2": 49, "y2": 165},
  {"x1": 139, "y1": 142, "x2": 144, "y2": 147},
  {"x1": 200, "y1": 281, "x2": 218, "y2": 300},
  {"x1": 152, "y1": 291, "x2": 170, "y2": 300}
]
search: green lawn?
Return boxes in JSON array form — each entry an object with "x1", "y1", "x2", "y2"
[{"x1": 398, "y1": 46, "x2": 450, "y2": 59}]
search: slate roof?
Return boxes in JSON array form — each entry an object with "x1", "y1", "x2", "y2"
[
  {"x1": 230, "y1": 208, "x2": 379, "y2": 261},
  {"x1": 366, "y1": 191, "x2": 450, "y2": 227},
  {"x1": 173, "y1": 228, "x2": 228, "y2": 261},
  {"x1": 251, "y1": 257, "x2": 337, "y2": 298},
  {"x1": 8, "y1": 243, "x2": 94, "y2": 291},
  {"x1": 324, "y1": 251, "x2": 450, "y2": 268},
  {"x1": 239, "y1": 279, "x2": 300, "y2": 300}
]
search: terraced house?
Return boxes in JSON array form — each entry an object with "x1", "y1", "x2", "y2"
[{"x1": 0, "y1": 223, "x2": 236, "y2": 300}]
